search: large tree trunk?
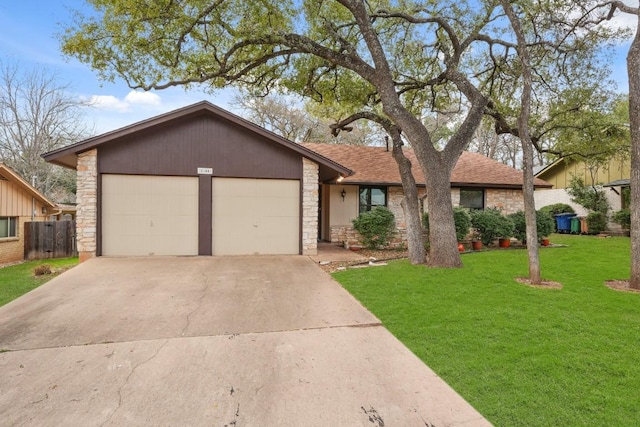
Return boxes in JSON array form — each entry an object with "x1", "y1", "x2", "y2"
[
  {"x1": 628, "y1": 13, "x2": 640, "y2": 289},
  {"x1": 424, "y1": 167, "x2": 462, "y2": 268},
  {"x1": 389, "y1": 132, "x2": 426, "y2": 264}
]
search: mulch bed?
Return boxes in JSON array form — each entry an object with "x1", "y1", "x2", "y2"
[{"x1": 605, "y1": 280, "x2": 640, "y2": 294}]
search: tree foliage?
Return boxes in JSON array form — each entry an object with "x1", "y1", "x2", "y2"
[
  {"x1": 567, "y1": 176, "x2": 611, "y2": 215},
  {"x1": 0, "y1": 62, "x2": 87, "y2": 201},
  {"x1": 60, "y1": 0, "x2": 623, "y2": 267}
]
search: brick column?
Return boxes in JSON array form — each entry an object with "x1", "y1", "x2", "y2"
[
  {"x1": 76, "y1": 149, "x2": 97, "y2": 262},
  {"x1": 302, "y1": 158, "x2": 319, "y2": 255}
]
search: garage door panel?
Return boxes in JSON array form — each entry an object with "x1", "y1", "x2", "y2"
[
  {"x1": 102, "y1": 175, "x2": 198, "y2": 256},
  {"x1": 212, "y1": 178, "x2": 299, "y2": 255}
]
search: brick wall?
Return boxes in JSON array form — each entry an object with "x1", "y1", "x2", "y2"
[
  {"x1": 76, "y1": 149, "x2": 97, "y2": 262},
  {"x1": 301, "y1": 158, "x2": 318, "y2": 255},
  {"x1": 485, "y1": 188, "x2": 525, "y2": 215},
  {"x1": 0, "y1": 217, "x2": 27, "y2": 264}
]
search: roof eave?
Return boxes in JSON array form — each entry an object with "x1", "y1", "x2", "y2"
[{"x1": 0, "y1": 164, "x2": 57, "y2": 208}]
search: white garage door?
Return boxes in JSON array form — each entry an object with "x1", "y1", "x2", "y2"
[
  {"x1": 212, "y1": 178, "x2": 299, "y2": 255},
  {"x1": 102, "y1": 174, "x2": 199, "y2": 256}
]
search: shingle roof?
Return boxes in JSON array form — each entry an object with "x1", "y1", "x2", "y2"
[{"x1": 303, "y1": 143, "x2": 552, "y2": 188}]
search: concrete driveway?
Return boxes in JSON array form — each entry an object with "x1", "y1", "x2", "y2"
[{"x1": 0, "y1": 256, "x2": 491, "y2": 426}]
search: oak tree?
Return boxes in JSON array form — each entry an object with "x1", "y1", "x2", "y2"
[{"x1": 60, "y1": 0, "x2": 618, "y2": 267}]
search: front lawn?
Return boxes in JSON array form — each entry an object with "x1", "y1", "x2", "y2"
[
  {"x1": 0, "y1": 257, "x2": 78, "y2": 307},
  {"x1": 333, "y1": 234, "x2": 639, "y2": 426}
]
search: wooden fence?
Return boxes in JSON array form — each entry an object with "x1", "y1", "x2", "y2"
[{"x1": 24, "y1": 221, "x2": 77, "y2": 260}]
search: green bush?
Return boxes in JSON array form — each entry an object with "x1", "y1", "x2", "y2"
[
  {"x1": 423, "y1": 207, "x2": 472, "y2": 242},
  {"x1": 586, "y1": 211, "x2": 607, "y2": 234},
  {"x1": 471, "y1": 208, "x2": 512, "y2": 245},
  {"x1": 352, "y1": 207, "x2": 396, "y2": 249},
  {"x1": 453, "y1": 207, "x2": 472, "y2": 241},
  {"x1": 539, "y1": 203, "x2": 575, "y2": 217},
  {"x1": 508, "y1": 210, "x2": 556, "y2": 243},
  {"x1": 612, "y1": 209, "x2": 631, "y2": 229}
]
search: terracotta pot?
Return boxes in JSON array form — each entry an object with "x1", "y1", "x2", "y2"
[
  {"x1": 458, "y1": 243, "x2": 465, "y2": 252},
  {"x1": 498, "y1": 238, "x2": 511, "y2": 248},
  {"x1": 541, "y1": 238, "x2": 550, "y2": 246},
  {"x1": 471, "y1": 241, "x2": 482, "y2": 250}
]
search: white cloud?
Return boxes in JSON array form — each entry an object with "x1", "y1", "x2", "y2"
[
  {"x1": 88, "y1": 95, "x2": 132, "y2": 112},
  {"x1": 124, "y1": 90, "x2": 162, "y2": 106},
  {"x1": 87, "y1": 90, "x2": 162, "y2": 113}
]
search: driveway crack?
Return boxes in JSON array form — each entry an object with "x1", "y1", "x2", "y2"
[
  {"x1": 100, "y1": 339, "x2": 169, "y2": 426},
  {"x1": 181, "y1": 273, "x2": 211, "y2": 337}
]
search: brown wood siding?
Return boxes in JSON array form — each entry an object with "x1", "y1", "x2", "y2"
[
  {"x1": 0, "y1": 179, "x2": 47, "y2": 217},
  {"x1": 98, "y1": 113, "x2": 303, "y2": 179}
]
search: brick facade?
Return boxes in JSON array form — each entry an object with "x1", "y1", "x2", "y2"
[
  {"x1": 0, "y1": 217, "x2": 26, "y2": 265},
  {"x1": 302, "y1": 158, "x2": 319, "y2": 255},
  {"x1": 76, "y1": 149, "x2": 97, "y2": 262},
  {"x1": 485, "y1": 188, "x2": 525, "y2": 215}
]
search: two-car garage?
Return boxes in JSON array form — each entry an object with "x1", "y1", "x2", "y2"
[
  {"x1": 44, "y1": 102, "x2": 349, "y2": 260},
  {"x1": 101, "y1": 175, "x2": 300, "y2": 256}
]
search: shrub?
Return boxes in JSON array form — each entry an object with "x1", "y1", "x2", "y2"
[
  {"x1": 537, "y1": 211, "x2": 555, "y2": 239},
  {"x1": 33, "y1": 264, "x2": 52, "y2": 276},
  {"x1": 352, "y1": 207, "x2": 396, "y2": 249},
  {"x1": 423, "y1": 207, "x2": 472, "y2": 242},
  {"x1": 539, "y1": 203, "x2": 575, "y2": 217},
  {"x1": 612, "y1": 209, "x2": 631, "y2": 229},
  {"x1": 586, "y1": 211, "x2": 607, "y2": 234},
  {"x1": 470, "y1": 208, "x2": 511, "y2": 245},
  {"x1": 508, "y1": 210, "x2": 556, "y2": 243},
  {"x1": 453, "y1": 207, "x2": 472, "y2": 241}
]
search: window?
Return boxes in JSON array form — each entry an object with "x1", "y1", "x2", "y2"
[
  {"x1": 459, "y1": 188, "x2": 484, "y2": 210},
  {"x1": 0, "y1": 217, "x2": 17, "y2": 238},
  {"x1": 359, "y1": 186, "x2": 387, "y2": 213}
]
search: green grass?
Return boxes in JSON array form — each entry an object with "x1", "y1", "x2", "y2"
[
  {"x1": 0, "y1": 257, "x2": 78, "y2": 307},
  {"x1": 333, "y1": 235, "x2": 639, "y2": 426}
]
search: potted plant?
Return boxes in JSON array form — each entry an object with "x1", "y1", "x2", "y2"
[
  {"x1": 496, "y1": 215, "x2": 514, "y2": 248},
  {"x1": 469, "y1": 229, "x2": 482, "y2": 250}
]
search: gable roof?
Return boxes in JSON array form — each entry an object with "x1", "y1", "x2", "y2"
[
  {"x1": 43, "y1": 101, "x2": 351, "y2": 180},
  {"x1": 534, "y1": 157, "x2": 567, "y2": 180},
  {"x1": 0, "y1": 163, "x2": 57, "y2": 209},
  {"x1": 303, "y1": 143, "x2": 552, "y2": 189}
]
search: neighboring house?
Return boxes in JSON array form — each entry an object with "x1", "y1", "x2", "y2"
[
  {"x1": 534, "y1": 157, "x2": 629, "y2": 218},
  {"x1": 0, "y1": 163, "x2": 58, "y2": 264},
  {"x1": 303, "y1": 143, "x2": 552, "y2": 244},
  {"x1": 44, "y1": 101, "x2": 552, "y2": 261}
]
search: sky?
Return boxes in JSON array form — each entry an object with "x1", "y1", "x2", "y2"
[
  {"x1": 0, "y1": 1, "x2": 636, "y2": 137},
  {"x1": 0, "y1": 0, "x2": 238, "y2": 135}
]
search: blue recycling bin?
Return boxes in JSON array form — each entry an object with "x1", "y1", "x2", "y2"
[{"x1": 554, "y1": 213, "x2": 577, "y2": 233}]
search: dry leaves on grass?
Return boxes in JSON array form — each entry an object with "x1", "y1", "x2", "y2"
[{"x1": 515, "y1": 277, "x2": 563, "y2": 289}]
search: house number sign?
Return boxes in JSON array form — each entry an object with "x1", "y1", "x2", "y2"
[{"x1": 197, "y1": 167, "x2": 213, "y2": 175}]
